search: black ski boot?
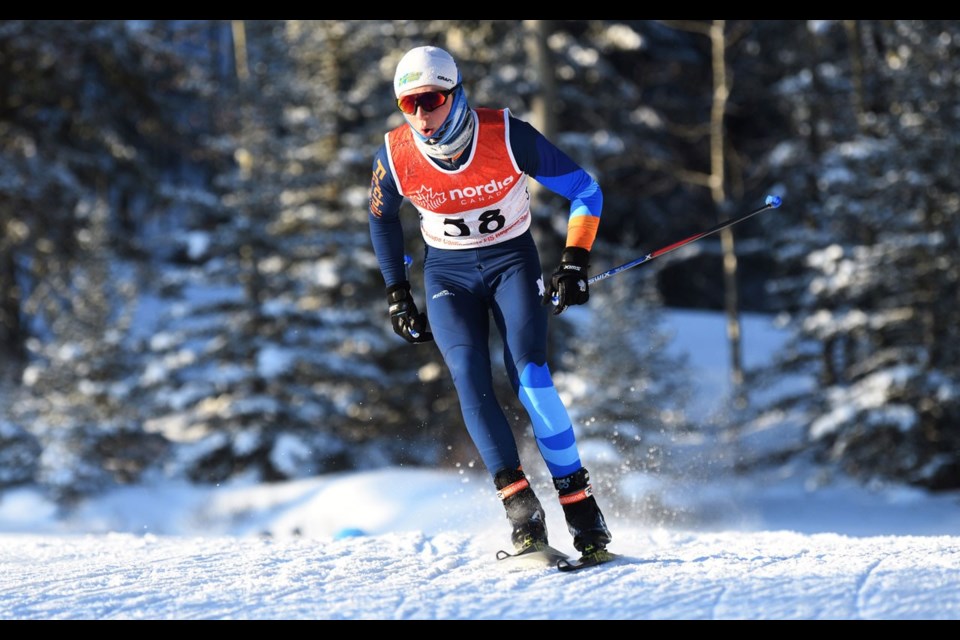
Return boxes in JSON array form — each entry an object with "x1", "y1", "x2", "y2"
[
  {"x1": 553, "y1": 467, "x2": 612, "y2": 554},
  {"x1": 494, "y1": 467, "x2": 548, "y2": 552}
]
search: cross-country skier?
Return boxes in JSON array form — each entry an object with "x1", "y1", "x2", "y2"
[{"x1": 367, "y1": 45, "x2": 612, "y2": 561}]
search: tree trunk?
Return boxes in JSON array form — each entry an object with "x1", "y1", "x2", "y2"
[
  {"x1": 522, "y1": 21, "x2": 565, "y2": 276},
  {"x1": 523, "y1": 19, "x2": 557, "y2": 219},
  {"x1": 709, "y1": 21, "x2": 745, "y2": 410},
  {"x1": 0, "y1": 241, "x2": 26, "y2": 380},
  {"x1": 523, "y1": 20, "x2": 556, "y2": 138}
]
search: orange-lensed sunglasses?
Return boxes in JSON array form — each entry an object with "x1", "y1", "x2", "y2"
[{"x1": 396, "y1": 85, "x2": 460, "y2": 115}]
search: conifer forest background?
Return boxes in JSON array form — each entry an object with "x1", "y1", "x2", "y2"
[{"x1": 1, "y1": 20, "x2": 958, "y2": 508}]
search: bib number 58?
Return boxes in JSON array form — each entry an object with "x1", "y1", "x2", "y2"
[{"x1": 443, "y1": 209, "x2": 505, "y2": 237}]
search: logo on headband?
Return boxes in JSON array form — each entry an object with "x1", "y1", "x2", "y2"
[{"x1": 397, "y1": 72, "x2": 422, "y2": 86}]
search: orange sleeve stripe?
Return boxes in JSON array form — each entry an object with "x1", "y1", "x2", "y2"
[{"x1": 565, "y1": 216, "x2": 600, "y2": 251}]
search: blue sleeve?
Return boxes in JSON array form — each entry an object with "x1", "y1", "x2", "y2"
[
  {"x1": 509, "y1": 116, "x2": 602, "y2": 250},
  {"x1": 509, "y1": 117, "x2": 602, "y2": 217},
  {"x1": 368, "y1": 144, "x2": 408, "y2": 288}
]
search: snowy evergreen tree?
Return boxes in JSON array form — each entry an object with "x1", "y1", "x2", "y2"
[
  {"x1": 0, "y1": 20, "x2": 225, "y2": 499},
  {"x1": 7, "y1": 20, "x2": 959, "y2": 504},
  {"x1": 746, "y1": 20, "x2": 960, "y2": 490}
]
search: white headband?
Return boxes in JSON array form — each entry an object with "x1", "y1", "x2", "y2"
[{"x1": 394, "y1": 46, "x2": 459, "y2": 97}]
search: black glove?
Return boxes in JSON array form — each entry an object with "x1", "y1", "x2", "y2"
[
  {"x1": 542, "y1": 247, "x2": 590, "y2": 315},
  {"x1": 387, "y1": 282, "x2": 434, "y2": 344}
]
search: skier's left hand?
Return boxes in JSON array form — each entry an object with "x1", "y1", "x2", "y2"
[
  {"x1": 387, "y1": 282, "x2": 434, "y2": 344},
  {"x1": 542, "y1": 247, "x2": 590, "y2": 315}
]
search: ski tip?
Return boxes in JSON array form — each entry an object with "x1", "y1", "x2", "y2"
[
  {"x1": 496, "y1": 544, "x2": 571, "y2": 570},
  {"x1": 765, "y1": 194, "x2": 783, "y2": 208},
  {"x1": 556, "y1": 550, "x2": 620, "y2": 572}
]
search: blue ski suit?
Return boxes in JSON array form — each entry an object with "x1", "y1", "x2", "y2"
[{"x1": 368, "y1": 108, "x2": 602, "y2": 480}]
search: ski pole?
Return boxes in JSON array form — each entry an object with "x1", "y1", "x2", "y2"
[
  {"x1": 553, "y1": 195, "x2": 782, "y2": 304},
  {"x1": 402, "y1": 254, "x2": 422, "y2": 339}
]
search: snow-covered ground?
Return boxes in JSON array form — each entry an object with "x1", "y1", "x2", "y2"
[{"x1": 2, "y1": 311, "x2": 959, "y2": 619}]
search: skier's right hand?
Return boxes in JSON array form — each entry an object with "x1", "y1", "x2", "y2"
[
  {"x1": 542, "y1": 247, "x2": 591, "y2": 315},
  {"x1": 387, "y1": 282, "x2": 434, "y2": 344}
]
